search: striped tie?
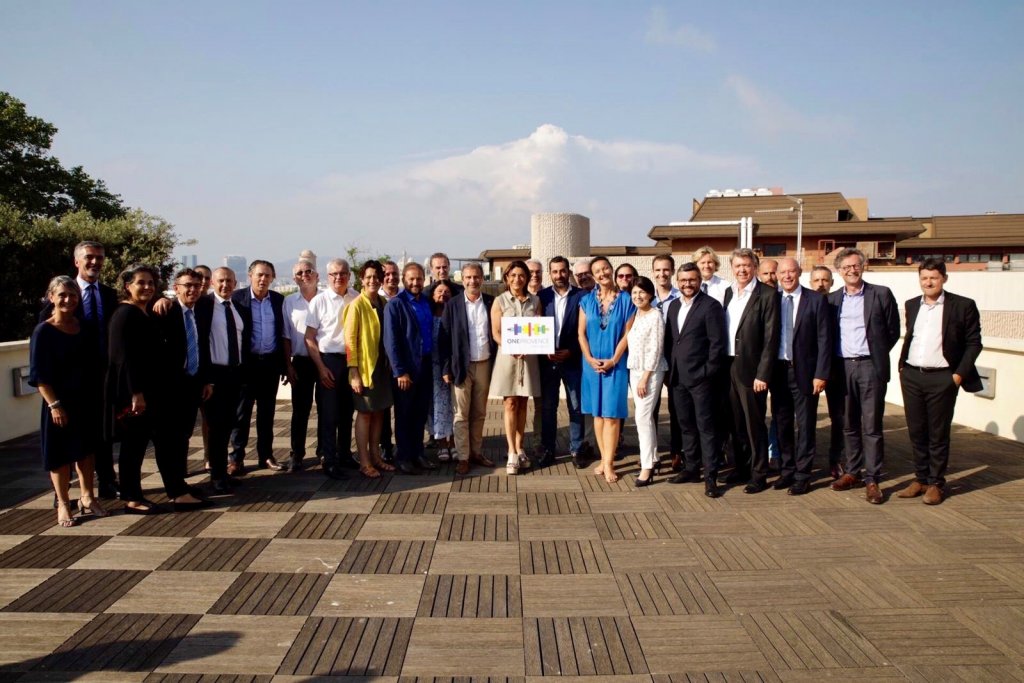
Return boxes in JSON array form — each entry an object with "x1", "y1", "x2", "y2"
[{"x1": 184, "y1": 308, "x2": 199, "y2": 376}]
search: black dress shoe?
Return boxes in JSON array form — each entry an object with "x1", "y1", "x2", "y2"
[
  {"x1": 723, "y1": 470, "x2": 749, "y2": 485},
  {"x1": 97, "y1": 483, "x2": 120, "y2": 499},
  {"x1": 705, "y1": 480, "x2": 720, "y2": 498},
  {"x1": 571, "y1": 452, "x2": 586, "y2": 469},
  {"x1": 788, "y1": 479, "x2": 810, "y2": 496},
  {"x1": 743, "y1": 481, "x2": 768, "y2": 494},
  {"x1": 395, "y1": 460, "x2": 423, "y2": 475},
  {"x1": 772, "y1": 475, "x2": 794, "y2": 491},
  {"x1": 634, "y1": 475, "x2": 654, "y2": 488},
  {"x1": 211, "y1": 479, "x2": 235, "y2": 494},
  {"x1": 668, "y1": 470, "x2": 700, "y2": 484},
  {"x1": 289, "y1": 455, "x2": 305, "y2": 472},
  {"x1": 323, "y1": 464, "x2": 349, "y2": 480},
  {"x1": 416, "y1": 455, "x2": 438, "y2": 471},
  {"x1": 124, "y1": 499, "x2": 166, "y2": 515},
  {"x1": 186, "y1": 485, "x2": 209, "y2": 501},
  {"x1": 224, "y1": 475, "x2": 244, "y2": 487}
]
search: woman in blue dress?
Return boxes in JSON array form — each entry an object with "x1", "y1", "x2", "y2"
[{"x1": 578, "y1": 256, "x2": 636, "y2": 483}]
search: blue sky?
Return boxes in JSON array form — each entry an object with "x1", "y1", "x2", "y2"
[{"x1": 3, "y1": 0, "x2": 1022, "y2": 266}]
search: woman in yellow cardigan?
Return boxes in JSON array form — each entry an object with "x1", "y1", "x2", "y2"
[{"x1": 343, "y1": 260, "x2": 395, "y2": 478}]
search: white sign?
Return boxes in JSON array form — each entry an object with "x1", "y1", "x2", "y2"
[{"x1": 500, "y1": 316, "x2": 555, "y2": 355}]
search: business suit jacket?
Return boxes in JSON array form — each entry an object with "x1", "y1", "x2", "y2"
[
  {"x1": 828, "y1": 282, "x2": 900, "y2": 382},
  {"x1": 383, "y1": 292, "x2": 427, "y2": 378},
  {"x1": 196, "y1": 293, "x2": 248, "y2": 367},
  {"x1": 537, "y1": 285, "x2": 584, "y2": 363},
  {"x1": 663, "y1": 292, "x2": 726, "y2": 387},
  {"x1": 723, "y1": 280, "x2": 780, "y2": 384},
  {"x1": 439, "y1": 292, "x2": 496, "y2": 386},
  {"x1": 781, "y1": 286, "x2": 833, "y2": 396},
  {"x1": 899, "y1": 290, "x2": 983, "y2": 393},
  {"x1": 158, "y1": 297, "x2": 213, "y2": 386},
  {"x1": 231, "y1": 288, "x2": 286, "y2": 373}
]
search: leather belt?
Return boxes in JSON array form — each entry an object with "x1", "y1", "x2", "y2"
[
  {"x1": 904, "y1": 363, "x2": 949, "y2": 373},
  {"x1": 844, "y1": 355, "x2": 872, "y2": 362}
]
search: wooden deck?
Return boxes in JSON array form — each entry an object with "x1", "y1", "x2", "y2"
[{"x1": 0, "y1": 397, "x2": 1023, "y2": 681}]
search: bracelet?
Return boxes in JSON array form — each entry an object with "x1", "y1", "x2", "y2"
[{"x1": 48, "y1": 400, "x2": 62, "y2": 409}]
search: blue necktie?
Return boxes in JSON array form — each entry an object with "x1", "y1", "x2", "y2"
[
  {"x1": 184, "y1": 308, "x2": 199, "y2": 376},
  {"x1": 783, "y1": 294, "x2": 794, "y2": 360},
  {"x1": 84, "y1": 284, "x2": 98, "y2": 322}
]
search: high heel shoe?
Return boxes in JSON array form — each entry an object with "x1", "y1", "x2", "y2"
[
  {"x1": 505, "y1": 453, "x2": 519, "y2": 476},
  {"x1": 55, "y1": 501, "x2": 77, "y2": 528},
  {"x1": 635, "y1": 469, "x2": 654, "y2": 488},
  {"x1": 78, "y1": 496, "x2": 109, "y2": 518}
]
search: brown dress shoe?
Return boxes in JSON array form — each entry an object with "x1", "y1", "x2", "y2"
[
  {"x1": 670, "y1": 453, "x2": 683, "y2": 472},
  {"x1": 865, "y1": 482, "x2": 883, "y2": 504},
  {"x1": 469, "y1": 453, "x2": 494, "y2": 467},
  {"x1": 455, "y1": 460, "x2": 470, "y2": 476},
  {"x1": 226, "y1": 462, "x2": 242, "y2": 477},
  {"x1": 897, "y1": 481, "x2": 926, "y2": 498},
  {"x1": 830, "y1": 473, "x2": 861, "y2": 491},
  {"x1": 923, "y1": 485, "x2": 944, "y2": 505}
]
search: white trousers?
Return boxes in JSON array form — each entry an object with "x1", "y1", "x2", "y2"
[{"x1": 630, "y1": 369, "x2": 665, "y2": 470}]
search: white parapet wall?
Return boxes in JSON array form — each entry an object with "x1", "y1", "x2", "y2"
[{"x1": 0, "y1": 340, "x2": 38, "y2": 443}]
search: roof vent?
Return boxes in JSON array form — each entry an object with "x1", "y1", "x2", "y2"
[
  {"x1": 723, "y1": 189, "x2": 739, "y2": 197},
  {"x1": 739, "y1": 188, "x2": 755, "y2": 197},
  {"x1": 755, "y1": 187, "x2": 773, "y2": 196},
  {"x1": 706, "y1": 189, "x2": 723, "y2": 198}
]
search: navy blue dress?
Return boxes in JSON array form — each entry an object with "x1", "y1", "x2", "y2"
[{"x1": 29, "y1": 322, "x2": 94, "y2": 471}]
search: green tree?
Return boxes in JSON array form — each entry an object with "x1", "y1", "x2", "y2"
[{"x1": 0, "y1": 91, "x2": 125, "y2": 220}]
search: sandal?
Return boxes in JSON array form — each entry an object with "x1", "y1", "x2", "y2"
[
  {"x1": 371, "y1": 457, "x2": 395, "y2": 472},
  {"x1": 359, "y1": 464, "x2": 381, "y2": 479},
  {"x1": 505, "y1": 453, "x2": 519, "y2": 476},
  {"x1": 437, "y1": 447, "x2": 451, "y2": 462},
  {"x1": 56, "y1": 501, "x2": 77, "y2": 528},
  {"x1": 78, "y1": 496, "x2": 109, "y2": 518}
]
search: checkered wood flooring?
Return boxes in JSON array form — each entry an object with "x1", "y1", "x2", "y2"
[{"x1": 1, "y1": 398, "x2": 1023, "y2": 681}]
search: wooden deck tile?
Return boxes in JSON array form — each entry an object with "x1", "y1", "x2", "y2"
[
  {"x1": 650, "y1": 672, "x2": 782, "y2": 682},
  {"x1": 358, "y1": 514, "x2": 443, "y2": 541},
  {"x1": 196, "y1": 512, "x2": 294, "y2": 538},
  {"x1": 275, "y1": 513, "x2": 366, "y2": 540},
  {"x1": 209, "y1": 572, "x2": 332, "y2": 615},
  {"x1": 0, "y1": 535, "x2": 109, "y2": 569},
  {"x1": 278, "y1": 616, "x2": 412, "y2": 676},
  {"x1": 438, "y1": 514, "x2": 518, "y2": 541},
  {"x1": 851, "y1": 531, "x2": 958, "y2": 566},
  {"x1": 688, "y1": 538, "x2": 781, "y2": 572},
  {"x1": 513, "y1": 476, "x2": 582, "y2": 492},
  {"x1": 404, "y1": 618, "x2": 524, "y2": 676},
  {"x1": 739, "y1": 509, "x2": 835, "y2": 537},
  {"x1": 617, "y1": 571, "x2": 729, "y2": 616},
  {"x1": 245, "y1": 538, "x2": 350, "y2": 574},
  {"x1": 669, "y1": 511, "x2": 758, "y2": 537},
  {"x1": 518, "y1": 492, "x2": 589, "y2": 514},
  {"x1": 0, "y1": 612, "x2": 95, "y2": 669},
  {"x1": 953, "y1": 605, "x2": 1024, "y2": 667},
  {"x1": 0, "y1": 568, "x2": 59, "y2": 610},
  {"x1": 900, "y1": 664, "x2": 1024, "y2": 682},
  {"x1": 0, "y1": 509, "x2": 68, "y2": 536},
  {"x1": 158, "y1": 538, "x2": 269, "y2": 572},
  {"x1": 383, "y1": 476, "x2": 454, "y2": 494},
  {"x1": 844, "y1": 608, "x2": 1012, "y2": 666},
  {"x1": 517, "y1": 515, "x2": 599, "y2": 540},
  {"x1": 632, "y1": 615, "x2": 769, "y2": 673},
  {"x1": 35, "y1": 612, "x2": 201, "y2": 673},
  {"x1": 979, "y1": 562, "x2": 1024, "y2": 593},
  {"x1": 444, "y1": 492, "x2": 517, "y2": 514},
  {"x1": 219, "y1": 490, "x2": 312, "y2": 513},
  {"x1": 156, "y1": 614, "x2": 306, "y2": 675},
  {"x1": 927, "y1": 532, "x2": 1024, "y2": 562},
  {"x1": 521, "y1": 574, "x2": 626, "y2": 616},
  {"x1": 603, "y1": 540, "x2": 700, "y2": 572},
  {"x1": 739, "y1": 611, "x2": 888, "y2": 671},
  {"x1": 594, "y1": 512, "x2": 682, "y2": 540},
  {"x1": 70, "y1": 536, "x2": 188, "y2": 571},
  {"x1": 120, "y1": 511, "x2": 223, "y2": 538},
  {"x1": 320, "y1": 472, "x2": 392, "y2": 494},
  {"x1": 338, "y1": 540, "x2": 434, "y2": 574},
  {"x1": 451, "y1": 475, "x2": 515, "y2": 493},
  {"x1": 299, "y1": 491, "x2": 380, "y2": 513},
  {"x1": 416, "y1": 574, "x2": 522, "y2": 617},
  {"x1": 520, "y1": 540, "x2": 612, "y2": 574},
  {"x1": 108, "y1": 571, "x2": 238, "y2": 614},
  {"x1": 760, "y1": 535, "x2": 875, "y2": 568},
  {"x1": 524, "y1": 616, "x2": 648, "y2": 676},
  {"x1": 797, "y1": 564, "x2": 931, "y2": 610},
  {"x1": 708, "y1": 570, "x2": 832, "y2": 613},
  {"x1": 430, "y1": 541, "x2": 520, "y2": 575},
  {"x1": 888, "y1": 564, "x2": 1024, "y2": 605},
  {"x1": 316, "y1": 574, "x2": 426, "y2": 617},
  {"x1": 3, "y1": 568, "x2": 147, "y2": 612},
  {"x1": 586, "y1": 492, "x2": 664, "y2": 513},
  {"x1": 372, "y1": 492, "x2": 448, "y2": 515}
]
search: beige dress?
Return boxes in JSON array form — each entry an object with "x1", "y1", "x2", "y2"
[{"x1": 489, "y1": 291, "x2": 542, "y2": 397}]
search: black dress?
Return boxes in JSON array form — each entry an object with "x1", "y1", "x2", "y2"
[{"x1": 29, "y1": 322, "x2": 94, "y2": 471}]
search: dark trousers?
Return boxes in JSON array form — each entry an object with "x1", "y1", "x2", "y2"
[
  {"x1": 900, "y1": 366, "x2": 959, "y2": 487},
  {"x1": 289, "y1": 355, "x2": 318, "y2": 456},
  {"x1": 393, "y1": 359, "x2": 432, "y2": 464},
  {"x1": 825, "y1": 385, "x2": 845, "y2": 467},
  {"x1": 206, "y1": 365, "x2": 243, "y2": 481},
  {"x1": 540, "y1": 361, "x2": 583, "y2": 454},
  {"x1": 117, "y1": 412, "x2": 153, "y2": 502},
  {"x1": 653, "y1": 390, "x2": 682, "y2": 455},
  {"x1": 230, "y1": 356, "x2": 281, "y2": 465},
  {"x1": 315, "y1": 353, "x2": 354, "y2": 467},
  {"x1": 842, "y1": 358, "x2": 887, "y2": 483},
  {"x1": 728, "y1": 359, "x2": 770, "y2": 484},
  {"x1": 671, "y1": 378, "x2": 719, "y2": 480},
  {"x1": 770, "y1": 362, "x2": 819, "y2": 481},
  {"x1": 154, "y1": 373, "x2": 202, "y2": 498}
]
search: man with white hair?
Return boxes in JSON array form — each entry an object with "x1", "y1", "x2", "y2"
[{"x1": 283, "y1": 257, "x2": 320, "y2": 471}]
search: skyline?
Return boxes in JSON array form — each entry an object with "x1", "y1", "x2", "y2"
[{"x1": 3, "y1": 1, "x2": 1022, "y2": 266}]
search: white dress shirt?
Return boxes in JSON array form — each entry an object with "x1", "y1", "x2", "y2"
[
  {"x1": 283, "y1": 292, "x2": 312, "y2": 357},
  {"x1": 725, "y1": 279, "x2": 756, "y2": 357},
  {"x1": 306, "y1": 288, "x2": 358, "y2": 354},
  {"x1": 210, "y1": 293, "x2": 244, "y2": 366},
  {"x1": 778, "y1": 285, "x2": 802, "y2": 361},
  {"x1": 907, "y1": 294, "x2": 949, "y2": 368},
  {"x1": 702, "y1": 274, "x2": 730, "y2": 306},
  {"x1": 552, "y1": 287, "x2": 571, "y2": 341},
  {"x1": 465, "y1": 293, "x2": 491, "y2": 362}
]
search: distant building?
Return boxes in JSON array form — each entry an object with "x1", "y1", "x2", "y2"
[
  {"x1": 223, "y1": 255, "x2": 248, "y2": 287},
  {"x1": 178, "y1": 254, "x2": 198, "y2": 269}
]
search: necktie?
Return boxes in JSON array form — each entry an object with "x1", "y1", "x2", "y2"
[
  {"x1": 184, "y1": 308, "x2": 199, "y2": 376},
  {"x1": 84, "y1": 284, "x2": 98, "y2": 322},
  {"x1": 783, "y1": 294, "x2": 794, "y2": 360},
  {"x1": 701, "y1": 282, "x2": 708, "y2": 294},
  {"x1": 223, "y1": 301, "x2": 239, "y2": 367}
]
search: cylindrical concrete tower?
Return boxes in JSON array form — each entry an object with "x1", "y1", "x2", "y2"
[{"x1": 530, "y1": 213, "x2": 590, "y2": 287}]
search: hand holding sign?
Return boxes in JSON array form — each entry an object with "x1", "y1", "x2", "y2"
[{"x1": 501, "y1": 317, "x2": 555, "y2": 355}]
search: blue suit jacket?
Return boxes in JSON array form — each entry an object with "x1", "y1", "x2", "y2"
[
  {"x1": 384, "y1": 291, "x2": 427, "y2": 378},
  {"x1": 231, "y1": 288, "x2": 286, "y2": 373},
  {"x1": 783, "y1": 286, "x2": 833, "y2": 395}
]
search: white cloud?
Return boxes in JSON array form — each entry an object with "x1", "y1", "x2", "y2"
[
  {"x1": 724, "y1": 74, "x2": 853, "y2": 139},
  {"x1": 645, "y1": 7, "x2": 716, "y2": 53}
]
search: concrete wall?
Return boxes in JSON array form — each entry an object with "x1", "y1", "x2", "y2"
[{"x1": 0, "y1": 341, "x2": 39, "y2": 442}]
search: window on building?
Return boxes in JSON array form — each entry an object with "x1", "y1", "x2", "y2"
[
  {"x1": 837, "y1": 209, "x2": 852, "y2": 221},
  {"x1": 762, "y1": 243, "x2": 786, "y2": 257}
]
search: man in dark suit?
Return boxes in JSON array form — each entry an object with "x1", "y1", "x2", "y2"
[
  {"x1": 535, "y1": 256, "x2": 585, "y2": 468},
  {"x1": 229, "y1": 260, "x2": 287, "y2": 473},
  {"x1": 722, "y1": 248, "x2": 780, "y2": 493},
  {"x1": 40, "y1": 241, "x2": 120, "y2": 498},
  {"x1": 811, "y1": 266, "x2": 845, "y2": 479},
  {"x1": 199, "y1": 266, "x2": 247, "y2": 493},
  {"x1": 439, "y1": 262, "x2": 497, "y2": 476},
  {"x1": 829, "y1": 248, "x2": 900, "y2": 504},
  {"x1": 768, "y1": 258, "x2": 833, "y2": 495},
  {"x1": 664, "y1": 262, "x2": 727, "y2": 497},
  {"x1": 153, "y1": 268, "x2": 212, "y2": 507},
  {"x1": 897, "y1": 258, "x2": 983, "y2": 505}
]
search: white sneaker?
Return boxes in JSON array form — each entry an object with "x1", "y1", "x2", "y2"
[
  {"x1": 437, "y1": 447, "x2": 451, "y2": 462},
  {"x1": 506, "y1": 453, "x2": 519, "y2": 475}
]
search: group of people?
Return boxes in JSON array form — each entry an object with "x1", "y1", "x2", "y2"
[{"x1": 29, "y1": 240, "x2": 982, "y2": 527}]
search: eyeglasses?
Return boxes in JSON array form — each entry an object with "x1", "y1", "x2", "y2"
[
  {"x1": 294, "y1": 269, "x2": 314, "y2": 277},
  {"x1": 616, "y1": 273, "x2": 634, "y2": 279},
  {"x1": 840, "y1": 264, "x2": 863, "y2": 272},
  {"x1": 175, "y1": 282, "x2": 202, "y2": 289},
  {"x1": 327, "y1": 271, "x2": 350, "y2": 279}
]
